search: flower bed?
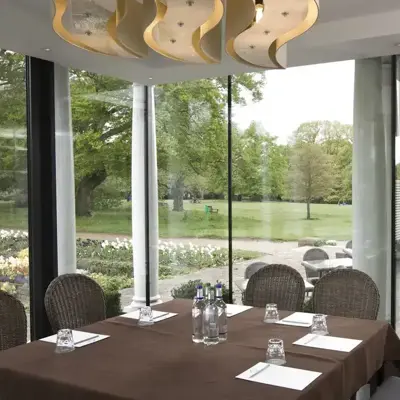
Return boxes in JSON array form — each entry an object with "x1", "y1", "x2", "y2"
[
  {"x1": 0, "y1": 255, "x2": 29, "y2": 295},
  {"x1": 0, "y1": 231, "x2": 262, "y2": 302},
  {"x1": 77, "y1": 238, "x2": 261, "y2": 279}
]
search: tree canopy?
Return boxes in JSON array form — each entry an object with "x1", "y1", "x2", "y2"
[{"x1": 0, "y1": 50, "x2": 355, "y2": 219}]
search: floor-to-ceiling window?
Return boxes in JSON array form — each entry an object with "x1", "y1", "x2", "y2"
[
  {"x1": 232, "y1": 61, "x2": 354, "y2": 304},
  {"x1": 68, "y1": 69, "x2": 134, "y2": 317},
  {"x1": 59, "y1": 57, "x2": 398, "y2": 323},
  {"x1": 0, "y1": 49, "x2": 29, "y2": 326},
  {"x1": 154, "y1": 78, "x2": 230, "y2": 303},
  {"x1": 231, "y1": 58, "x2": 395, "y2": 321}
]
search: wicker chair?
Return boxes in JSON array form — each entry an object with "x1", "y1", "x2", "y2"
[
  {"x1": 45, "y1": 274, "x2": 106, "y2": 332},
  {"x1": 371, "y1": 376, "x2": 400, "y2": 399},
  {"x1": 244, "y1": 261, "x2": 268, "y2": 279},
  {"x1": 346, "y1": 240, "x2": 353, "y2": 249},
  {"x1": 312, "y1": 269, "x2": 380, "y2": 319},
  {"x1": 0, "y1": 291, "x2": 27, "y2": 350},
  {"x1": 303, "y1": 248, "x2": 329, "y2": 284},
  {"x1": 243, "y1": 264, "x2": 305, "y2": 311}
]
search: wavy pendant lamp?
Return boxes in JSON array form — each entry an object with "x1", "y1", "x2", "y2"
[
  {"x1": 52, "y1": 0, "x2": 319, "y2": 68},
  {"x1": 225, "y1": 0, "x2": 319, "y2": 68},
  {"x1": 144, "y1": 0, "x2": 224, "y2": 64},
  {"x1": 52, "y1": 0, "x2": 154, "y2": 58}
]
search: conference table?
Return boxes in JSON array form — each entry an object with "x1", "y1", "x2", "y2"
[{"x1": 0, "y1": 299, "x2": 399, "y2": 400}]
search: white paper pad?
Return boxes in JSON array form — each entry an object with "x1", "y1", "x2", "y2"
[
  {"x1": 121, "y1": 310, "x2": 177, "y2": 322},
  {"x1": 40, "y1": 330, "x2": 109, "y2": 347},
  {"x1": 236, "y1": 362, "x2": 322, "y2": 391},
  {"x1": 226, "y1": 304, "x2": 253, "y2": 318},
  {"x1": 293, "y1": 333, "x2": 362, "y2": 352},
  {"x1": 275, "y1": 312, "x2": 316, "y2": 327}
]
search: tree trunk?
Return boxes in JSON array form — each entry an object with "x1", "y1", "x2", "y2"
[
  {"x1": 306, "y1": 199, "x2": 311, "y2": 220},
  {"x1": 172, "y1": 176, "x2": 185, "y2": 211},
  {"x1": 76, "y1": 169, "x2": 107, "y2": 216}
]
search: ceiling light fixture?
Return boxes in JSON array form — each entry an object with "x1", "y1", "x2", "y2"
[
  {"x1": 226, "y1": 0, "x2": 319, "y2": 69},
  {"x1": 52, "y1": 0, "x2": 319, "y2": 69}
]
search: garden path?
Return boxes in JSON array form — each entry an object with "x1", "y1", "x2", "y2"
[
  {"x1": 119, "y1": 240, "x2": 346, "y2": 307},
  {"x1": 79, "y1": 232, "x2": 346, "y2": 255}
]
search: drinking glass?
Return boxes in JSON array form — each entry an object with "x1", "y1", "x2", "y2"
[
  {"x1": 311, "y1": 314, "x2": 328, "y2": 335},
  {"x1": 55, "y1": 329, "x2": 75, "y2": 354},
  {"x1": 266, "y1": 338, "x2": 286, "y2": 365},
  {"x1": 263, "y1": 303, "x2": 279, "y2": 323},
  {"x1": 138, "y1": 306, "x2": 154, "y2": 326}
]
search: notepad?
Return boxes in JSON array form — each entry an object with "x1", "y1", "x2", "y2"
[
  {"x1": 121, "y1": 310, "x2": 177, "y2": 322},
  {"x1": 236, "y1": 362, "x2": 322, "y2": 391},
  {"x1": 275, "y1": 312, "x2": 316, "y2": 327},
  {"x1": 226, "y1": 304, "x2": 253, "y2": 317},
  {"x1": 41, "y1": 330, "x2": 109, "y2": 347},
  {"x1": 293, "y1": 333, "x2": 362, "y2": 352}
]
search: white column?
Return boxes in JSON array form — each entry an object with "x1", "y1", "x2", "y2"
[
  {"x1": 54, "y1": 64, "x2": 77, "y2": 275},
  {"x1": 125, "y1": 84, "x2": 160, "y2": 310},
  {"x1": 353, "y1": 58, "x2": 392, "y2": 322}
]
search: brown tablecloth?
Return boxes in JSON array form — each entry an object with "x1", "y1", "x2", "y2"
[{"x1": 0, "y1": 299, "x2": 399, "y2": 400}]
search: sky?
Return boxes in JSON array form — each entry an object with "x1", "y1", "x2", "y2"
[{"x1": 233, "y1": 60, "x2": 355, "y2": 144}]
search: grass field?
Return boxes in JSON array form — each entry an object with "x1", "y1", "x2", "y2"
[{"x1": 0, "y1": 200, "x2": 352, "y2": 241}]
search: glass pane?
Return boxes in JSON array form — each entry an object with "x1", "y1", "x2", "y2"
[
  {"x1": 69, "y1": 69, "x2": 134, "y2": 316},
  {"x1": 234, "y1": 59, "x2": 393, "y2": 323},
  {"x1": 0, "y1": 50, "x2": 29, "y2": 334},
  {"x1": 233, "y1": 62, "x2": 355, "y2": 307},
  {"x1": 155, "y1": 78, "x2": 229, "y2": 304}
]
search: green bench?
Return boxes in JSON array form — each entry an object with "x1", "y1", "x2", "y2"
[{"x1": 204, "y1": 205, "x2": 219, "y2": 214}]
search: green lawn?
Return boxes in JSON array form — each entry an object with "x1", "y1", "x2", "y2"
[{"x1": 0, "y1": 200, "x2": 352, "y2": 241}]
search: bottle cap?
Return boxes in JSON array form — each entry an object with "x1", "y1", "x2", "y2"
[
  {"x1": 215, "y1": 283, "x2": 222, "y2": 288},
  {"x1": 196, "y1": 284, "x2": 203, "y2": 289}
]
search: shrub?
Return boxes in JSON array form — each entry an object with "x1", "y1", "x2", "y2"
[
  {"x1": 325, "y1": 240, "x2": 337, "y2": 246},
  {"x1": 159, "y1": 264, "x2": 174, "y2": 279},
  {"x1": 18, "y1": 248, "x2": 29, "y2": 258},
  {"x1": 104, "y1": 290, "x2": 122, "y2": 318},
  {"x1": 92, "y1": 182, "x2": 124, "y2": 211},
  {"x1": 79, "y1": 258, "x2": 133, "y2": 277},
  {"x1": 0, "y1": 230, "x2": 29, "y2": 257},
  {"x1": 86, "y1": 272, "x2": 132, "y2": 318},
  {"x1": 314, "y1": 239, "x2": 327, "y2": 247},
  {"x1": 14, "y1": 193, "x2": 28, "y2": 208},
  {"x1": 171, "y1": 279, "x2": 231, "y2": 303},
  {"x1": 158, "y1": 205, "x2": 169, "y2": 223},
  {"x1": 86, "y1": 272, "x2": 132, "y2": 292}
]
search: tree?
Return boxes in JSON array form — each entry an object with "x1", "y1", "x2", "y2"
[
  {"x1": 288, "y1": 143, "x2": 334, "y2": 219},
  {"x1": 156, "y1": 73, "x2": 266, "y2": 211},
  {"x1": 232, "y1": 121, "x2": 289, "y2": 201},
  {"x1": 0, "y1": 50, "x2": 27, "y2": 200},
  {"x1": 71, "y1": 71, "x2": 133, "y2": 216},
  {"x1": 291, "y1": 120, "x2": 353, "y2": 204}
]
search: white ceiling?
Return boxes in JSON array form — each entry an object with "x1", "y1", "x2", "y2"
[{"x1": 0, "y1": 0, "x2": 400, "y2": 84}]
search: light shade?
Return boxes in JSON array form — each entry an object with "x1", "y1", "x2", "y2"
[
  {"x1": 53, "y1": 0, "x2": 153, "y2": 58},
  {"x1": 226, "y1": 0, "x2": 319, "y2": 68},
  {"x1": 52, "y1": 0, "x2": 319, "y2": 69}
]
